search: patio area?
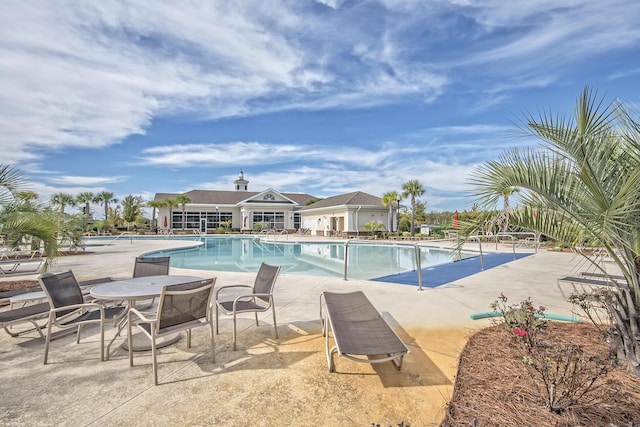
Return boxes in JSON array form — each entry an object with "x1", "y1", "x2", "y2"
[{"x1": 0, "y1": 238, "x2": 581, "y2": 426}]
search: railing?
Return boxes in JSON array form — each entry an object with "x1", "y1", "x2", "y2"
[
  {"x1": 493, "y1": 231, "x2": 539, "y2": 259},
  {"x1": 104, "y1": 232, "x2": 134, "y2": 245},
  {"x1": 344, "y1": 240, "x2": 424, "y2": 291}
]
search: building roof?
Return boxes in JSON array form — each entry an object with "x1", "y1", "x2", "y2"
[
  {"x1": 154, "y1": 190, "x2": 316, "y2": 207},
  {"x1": 301, "y1": 191, "x2": 382, "y2": 210}
]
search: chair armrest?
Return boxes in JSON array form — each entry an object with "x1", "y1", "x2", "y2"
[
  {"x1": 128, "y1": 307, "x2": 157, "y2": 324},
  {"x1": 232, "y1": 293, "x2": 273, "y2": 310},
  {"x1": 215, "y1": 284, "x2": 253, "y2": 301},
  {"x1": 49, "y1": 302, "x2": 104, "y2": 314}
]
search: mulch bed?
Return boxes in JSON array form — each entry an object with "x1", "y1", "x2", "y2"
[
  {"x1": 0, "y1": 280, "x2": 40, "y2": 292},
  {"x1": 442, "y1": 322, "x2": 640, "y2": 426}
]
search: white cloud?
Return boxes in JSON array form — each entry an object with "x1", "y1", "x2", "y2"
[
  {"x1": 47, "y1": 175, "x2": 128, "y2": 186},
  {"x1": 0, "y1": 1, "x2": 451, "y2": 164}
]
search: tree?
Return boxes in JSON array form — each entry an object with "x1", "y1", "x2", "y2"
[
  {"x1": 468, "y1": 87, "x2": 640, "y2": 376},
  {"x1": 121, "y1": 195, "x2": 144, "y2": 230},
  {"x1": 174, "y1": 194, "x2": 191, "y2": 231},
  {"x1": 93, "y1": 191, "x2": 117, "y2": 220},
  {"x1": 381, "y1": 190, "x2": 400, "y2": 233},
  {"x1": 362, "y1": 220, "x2": 384, "y2": 237},
  {"x1": 1, "y1": 165, "x2": 59, "y2": 269},
  {"x1": 50, "y1": 192, "x2": 75, "y2": 228},
  {"x1": 402, "y1": 180, "x2": 425, "y2": 236},
  {"x1": 75, "y1": 191, "x2": 94, "y2": 232},
  {"x1": 146, "y1": 199, "x2": 165, "y2": 233}
]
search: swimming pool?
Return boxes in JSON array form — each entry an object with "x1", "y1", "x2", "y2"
[{"x1": 135, "y1": 236, "x2": 477, "y2": 281}]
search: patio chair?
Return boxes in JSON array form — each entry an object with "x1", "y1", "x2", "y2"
[
  {"x1": 0, "y1": 277, "x2": 114, "y2": 338},
  {"x1": 214, "y1": 262, "x2": 281, "y2": 350},
  {"x1": 132, "y1": 256, "x2": 170, "y2": 308},
  {"x1": 127, "y1": 278, "x2": 216, "y2": 385},
  {"x1": 39, "y1": 271, "x2": 125, "y2": 364},
  {"x1": 133, "y1": 256, "x2": 171, "y2": 278}
]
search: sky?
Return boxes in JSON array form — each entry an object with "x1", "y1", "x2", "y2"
[{"x1": 2, "y1": 0, "x2": 640, "y2": 216}]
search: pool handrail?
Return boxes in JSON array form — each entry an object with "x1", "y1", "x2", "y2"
[
  {"x1": 344, "y1": 241, "x2": 424, "y2": 291},
  {"x1": 103, "y1": 232, "x2": 134, "y2": 246}
]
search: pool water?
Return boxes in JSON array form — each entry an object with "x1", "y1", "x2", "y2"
[{"x1": 139, "y1": 236, "x2": 476, "y2": 280}]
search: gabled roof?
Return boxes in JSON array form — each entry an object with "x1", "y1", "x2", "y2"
[
  {"x1": 301, "y1": 191, "x2": 382, "y2": 210},
  {"x1": 154, "y1": 190, "x2": 316, "y2": 207}
]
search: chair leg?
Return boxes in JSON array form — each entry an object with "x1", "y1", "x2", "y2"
[
  {"x1": 209, "y1": 323, "x2": 215, "y2": 363},
  {"x1": 215, "y1": 304, "x2": 219, "y2": 335},
  {"x1": 76, "y1": 324, "x2": 82, "y2": 344},
  {"x1": 43, "y1": 313, "x2": 54, "y2": 364},
  {"x1": 152, "y1": 335, "x2": 158, "y2": 386},
  {"x1": 254, "y1": 312, "x2": 259, "y2": 326},
  {"x1": 232, "y1": 312, "x2": 237, "y2": 351},
  {"x1": 272, "y1": 307, "x2": 278, "y2": 339},
  {"x1": 186, "y1": 329, "x2": 191, "y2": 348}
]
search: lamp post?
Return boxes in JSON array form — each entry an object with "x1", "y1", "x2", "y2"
[{"x1": 396, "y1": 198, "x2": 401, "y2": 233}]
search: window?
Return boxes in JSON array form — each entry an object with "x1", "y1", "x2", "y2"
[
  {"x1": 263, "y1": 194, "x2": 276, "y2": 201},
  {"x1": 253, "y1": 211, "x2": 285, "y2": 230},
  {"x1": 171, "y1": 211, "x2": 233, "y2": 230}
]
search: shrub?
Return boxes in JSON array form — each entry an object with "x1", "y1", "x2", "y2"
[{"x1": 490, "y1": 294, "x2": 612, "y2": 413}]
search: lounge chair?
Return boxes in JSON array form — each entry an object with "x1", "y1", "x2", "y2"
[
  {"x1": 127, "y1": 278, "x2": 216, "y2": 385},
  {"x1": 214, "y1": 262, "x2": 280, "y2": 350},
  {"x1": 0, "y1": 302, "x2": 50, "y2": 338},
  {"x1": 0, "y1": 287, "x2": 41, "y2": 307},
  {"x1": 320, "y1": 290, "x2": 409, "y2": 372},
  {"x1": 39, "y1": 271, "x2": 125, "y2": 364},
  {"x1": 556, "y1": 275, "x2": 628, "y2": 300},
  {"x1": 0, "y1": 257, "x2": 45, "y2": 275}
]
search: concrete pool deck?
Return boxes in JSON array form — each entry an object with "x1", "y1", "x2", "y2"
[{"x1": 0, "y1": 238, "x2": 586, "y2": 426}]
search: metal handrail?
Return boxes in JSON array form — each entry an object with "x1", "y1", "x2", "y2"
[
  {"x1": 104, "y1": 232, "x2": 134, "y2": 246},
  {"x1": 493, "y1": 231, "x2": 539, "y2": 259},
  {"x1": 344, "y1": 241, "x2": 424, "y2": 291}
]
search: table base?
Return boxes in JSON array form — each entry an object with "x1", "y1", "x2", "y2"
[{"x1": 121, "y1": 332, "x2": 181, "y2": 352}]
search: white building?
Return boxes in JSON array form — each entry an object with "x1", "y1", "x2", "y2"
[{"x1": 153, "y1": 171, "x2": 393, "y2": 235}]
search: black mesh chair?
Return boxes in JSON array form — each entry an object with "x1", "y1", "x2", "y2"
[
  {"x1": 39, "y1": 271, "x2": 125, "y2": 364},
  {"x1": 133, "y1": 256, "x2": 171, "y2": 278},
  {"x1": 214, "y1": 262, "x2": 281, "y2": 350},
  {"x1": 132, "y1": 256, "x2": 170, "y2": 308},
  {"x1": 127, "y1": 278, "x2": 216, "y2": 385}
]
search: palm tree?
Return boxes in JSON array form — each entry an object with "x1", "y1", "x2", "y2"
[
  {"x1": 50, "y1": 192, "x2": 75, "y2": 228},
  {"x1": 382, "y1": 190, "x2": 400, "y2": 233},
  {"x1": 468, "y1": 87, "x2": 640, "y2": 376},
  {"x1": 500, "y1": 187, "x2": 520, "y2": 232},
  {"x1": 1, "y1": 165, "x2": 59, "y2": 269},
  {"x1": 174, "y1": 194, "x2": 191, "y2": 231},
  {"x1": 93, "y1": 191, "x2": 117, "y2": 220},
  {"x1": 146, "y1": 199, "x2": 165, "y2": 233},
  {"x1": 402, "y1": 180, "x2": 425, "y2": 236},
  {"x1": 75, "y1": 192, "x2": 94, "y2": 232}
]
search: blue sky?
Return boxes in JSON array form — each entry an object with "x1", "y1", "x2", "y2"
[{"x1": 2, "y1": 1, "x2": 640, "y2": 214}]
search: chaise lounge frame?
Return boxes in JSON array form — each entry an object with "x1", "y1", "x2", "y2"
[{"x1": 320, "y1": 290, "x2": 409, "y2": 372}]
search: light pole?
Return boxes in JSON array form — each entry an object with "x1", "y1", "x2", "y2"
[{"x1": 396, "y1": 198, "x2": 401, "y2": 233}]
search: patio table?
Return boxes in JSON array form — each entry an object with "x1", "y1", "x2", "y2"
[{"x1": 90, "y1": 275, "x2": 205, "y2": 352}]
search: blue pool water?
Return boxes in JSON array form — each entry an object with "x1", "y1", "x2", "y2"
[{"x1": 121, "y1": 235, "x2": 477, "y2": 280}]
